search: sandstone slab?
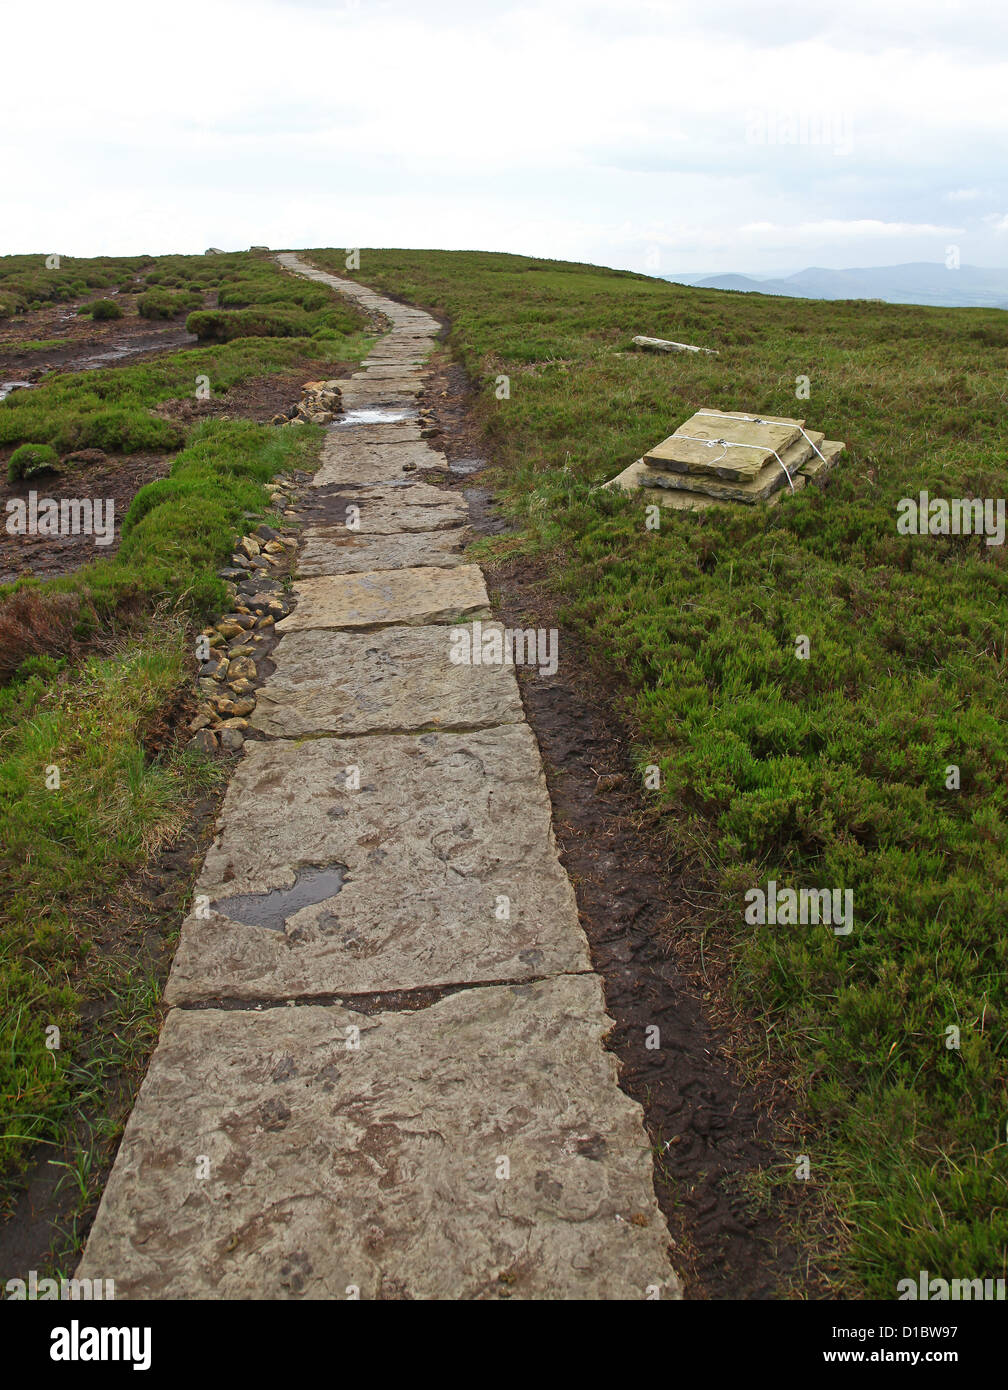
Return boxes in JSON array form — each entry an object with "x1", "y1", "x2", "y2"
[
  {"x1": 79, "y1": 975, "x2": 678, "y2": 1300},
  {"x1": 277, "y1": 564, "x2": 489, "y2": 630},
  {"x1": 296, "y1": 527, "x2": 467, "y2": 577},
  {"x1": 165, "y1": 725, "x2": 590, "y2": 1000},
  {"x1": 350, "y1": 366, "x2": 426, "y2": 382},
  {"x1": 302, "y1": 482, "x2": 469, "y2": 533},
  {"x1": 314, "y1": 438, "x2": 448, "y2": 486},
  {"x1": 641, "y1": 431, "x2": 823, "y2": 502},
  {"x1": 330, "y1": 422, "x2": 424, "y2": 444},
  {"x1": 645, "y1": 410, "x2": 805, "y2": 480},
  {"x1": 340, "y1": 380, "x2": 423, "y2": 407},
  {"x1": 251, "y1": 623, "x2": 523, "y2": 736}
]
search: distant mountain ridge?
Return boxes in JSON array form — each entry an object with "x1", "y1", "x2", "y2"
[{"x1": 663, "y1": 263, "x2": 1008, "y2": 310}]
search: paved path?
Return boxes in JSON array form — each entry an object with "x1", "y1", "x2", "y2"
[{"x1": 78, "y1": 255, "x2": 681, "y2": 1300}]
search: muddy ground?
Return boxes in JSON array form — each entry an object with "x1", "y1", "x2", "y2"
[
  {"x1": 0, "y1": 281, "x2": 196, "y2": 383},
  {"x1": 0, "y1": 363, "x2": 350, "y2": 586}
]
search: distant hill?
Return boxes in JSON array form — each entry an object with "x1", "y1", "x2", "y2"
[{"x1": 663, "y1": 263, "x2": 1008, "y2": 310}]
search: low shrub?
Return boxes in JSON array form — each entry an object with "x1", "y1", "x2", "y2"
[
  {"x1": 138, "y1": 290, "x2": 200, "y2": 320},
  {"x1": 0, "y1": 589, "x2": 84, "y2": 680},
  {"x1": 89, "y1": 299, "x2": 123, "y2": 321},
  {"x1": 185, "y1": 305, "x2": 311, "y2": 342},
  {"x1": 7, "y1": 443, "x2": 59, "y2": 483},
  {"x1": 52, "y1": 408, "x2": 183, "y2": 455}
]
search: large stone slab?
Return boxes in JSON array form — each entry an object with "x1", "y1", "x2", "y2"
[
  {"x1": 362, "y1": 355, "x2": 431, "y2": 367},
  {"x1": 297, "y1": 527, "x2": 467, "y2": 577},
  {"x1": 329, "y1": 422, "x2": 424, "y2": 444},
  {"x1": 251, "y1": 622, "x2": 523, "y2": 736},
  {"x1": 350, "y1": 367, "x2": 426, "y2": 382},
  {"x1": 315, "y1": 438, "x2": 448, "y2": 486},
  {"x1": 165, "y1": 726, "x2": 590, "y2": 1000},
  {"x1": 302, "y1": 482, "x2": 469, "y2": 532},
  {"x1": 340, "y1": 382, "x2": 424, "y2": 406},
  {"x1": 278, "y1": 564, "x2": 489, "y2": 630},
  {"x1": 645, "y1": 410, "x2": 805, "y2": 481},
  {"x1": 641, "y1": 432, "x2": 822, "y2": 502},
  {"x1": 79, "y1": 975, "x2": 678, "y2": 1299}
]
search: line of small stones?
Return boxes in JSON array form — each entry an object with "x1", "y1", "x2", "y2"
[{"x1": 185, "y1": 470, "x2": 312, "y2": 755}]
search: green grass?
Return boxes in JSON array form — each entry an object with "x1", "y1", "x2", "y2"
[
  {"x1": 0, "y1": 639, "x2": 200, "y2": 1173},
  {"x1": 309, "y1": 248, "x2": 1008, "y2": 1294},
  {"x1": 3, "y1": 339, "x2": 63, "y2": 354},
  {"x1": 0, "y1": 251, "x2": 374, "y2": 1231}
]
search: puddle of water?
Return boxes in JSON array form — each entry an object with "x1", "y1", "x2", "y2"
[
  {"x1": 213, "y1": 865, "x2": 347, "y2": 932},
  {"x1": 0, "y1": 382, "x2": 33, "y2": 401},
  {"x1": 449, "y1": 457, "x2": 487, "y2": 476},
  {"x1": 337, "y1": 407, "x2": 416, "y2": 427}
]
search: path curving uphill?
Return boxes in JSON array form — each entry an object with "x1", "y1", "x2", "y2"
[{"x1": 77, "y1": 254, "x2": 681, "y2": 1300}]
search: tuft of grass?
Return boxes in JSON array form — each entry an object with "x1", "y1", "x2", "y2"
[
  {"x1": 87, "y1": 300, "x2": 122, "y2": 322},
  {"x1": 137, "y1": 289, "x2": 201, "y2": 320},
  {"x1": 8, "y1": 442, "x2": 59, "y2": 483},
  {"x1": 4, "y1": 338, "x2": 63, "y2": 353}
]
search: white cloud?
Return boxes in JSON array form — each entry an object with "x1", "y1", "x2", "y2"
[
  {"x1": 738, "y1": 219, "x2": 965, "y2": 243},
  {"x1": 1, "y1": 0, "x2": 1006, "y2": 272}
]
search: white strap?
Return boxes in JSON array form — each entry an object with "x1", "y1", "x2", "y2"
[
  {"x1": 694, "y1": 409, "x2": 827, "y2": 465},
  {"x1": 671, "y1": 432, "x2": 795, "y2": 491}
]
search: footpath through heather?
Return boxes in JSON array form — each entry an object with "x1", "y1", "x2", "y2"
[{"x1": 77, "y1": 254, "x2": 681, "y2": 1299}]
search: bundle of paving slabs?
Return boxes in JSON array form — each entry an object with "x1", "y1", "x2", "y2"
[{"x1": 605, "y1": 409, "x2": 844, "y2": 509}]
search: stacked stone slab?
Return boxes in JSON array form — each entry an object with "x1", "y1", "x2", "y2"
[
  {"x1": 605, "y1": 408, "x2": 845, "y2": 509},
  {"x1": 76, "y1": 253, "x2": 681, "y2": 1302}
]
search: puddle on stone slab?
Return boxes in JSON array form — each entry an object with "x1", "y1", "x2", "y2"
[
  {"x1": 0, "y1": 381, "x2": 33, "y2": 401},
  {"x1": 213, "y1": 864, "x2": 348, "y2": 932},
  {"x1": 449, "y1": 457, "x2": 487, "y2": 476},
  {"x1": 337, "y1": 407, "x2": 416, "y2": 427}
]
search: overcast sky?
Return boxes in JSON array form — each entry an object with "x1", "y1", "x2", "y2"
[{"x1": 4, "y1": 0, "x2": 1007, "y2": 274}]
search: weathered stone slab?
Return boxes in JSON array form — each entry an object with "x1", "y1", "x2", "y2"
[
  {"x1": 277, "y1": 564, "x2": 489, "y2": 630},
  {"x1": 164, "y1": 725, "x2": 590, "y2": 1000},
  {"x1": 362, "y1": 356, "x2": 430, "y2": 367},
  {"x1": 632, "y1": 335, "x2": 718, "y2": 355},
  {"x1": 350, "y1": 367, "x2": 425, "y2": 381},
  {"x1": 329, "y1": 422, "x2": 424, "y2": 444},
  {"x1": 315, "y1": 439, "x2": 448, "y2": 486},
  {"x1": 604, "y1": 457, "x2": 808, "y2": 509},
  {"x1": 297, "y1": 527, "x2": 467, "y2": 577},
  {"x1": 251, "y1": 622, "x2": 523, "y2": 736},
  {"x1": 645, "y1": 411, "x2": 805, "y2": 480},
  {"x1": 303, "y1": 482, "x2": 469, "y2": 533},
  {"x1": 641, "y1": 432, "x2": 822, "y2": 502},
  {"x1": 340, "y1": 381, "x2": 424, "y2": 407},
  {"x1": 799, "y1": 439, "x2": 845, "y2": 481},
  {"x1": 79, "y1": 975, "x2": 678, "y2": 1299}
]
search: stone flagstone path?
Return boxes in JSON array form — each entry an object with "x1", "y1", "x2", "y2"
[{"x1": 77, "y1": 254, "x2": 681, "y2": 1300}]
